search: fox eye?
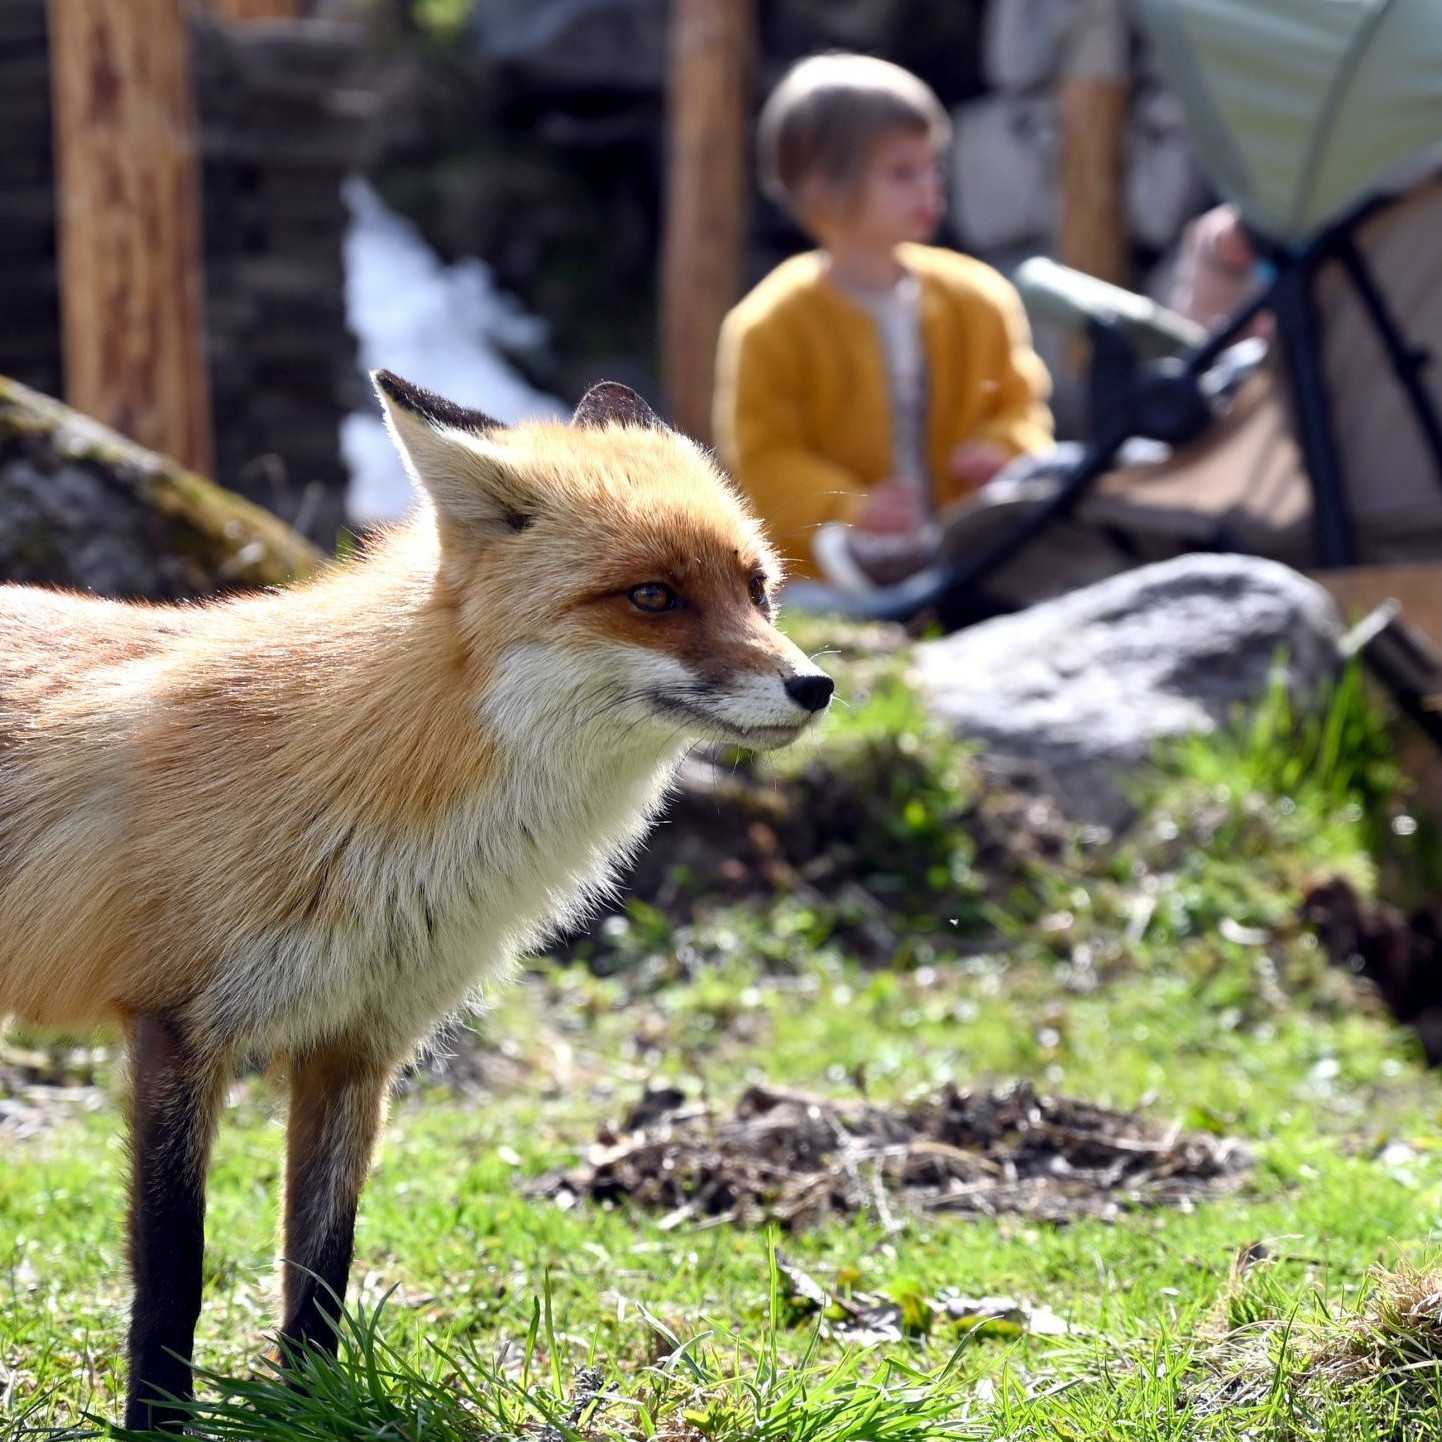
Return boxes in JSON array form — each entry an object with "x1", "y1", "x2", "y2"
[
  {"x1": 629, "y1": 582, "x2": 678, "y2": 614},
  {"x1": 748, "y1": 574, "x2": 770, "y2": 611}
]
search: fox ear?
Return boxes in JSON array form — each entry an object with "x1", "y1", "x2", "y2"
[
  {"x1": 572, "y1": 381, "x2": 664, "y2": 431},
  {"x1": 372, "y1": 370, "x2": 536, "y2": 533}
]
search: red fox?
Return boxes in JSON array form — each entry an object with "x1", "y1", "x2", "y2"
[{"x1": 0, "y1": 373, "x2": 832, "y2": 1431}]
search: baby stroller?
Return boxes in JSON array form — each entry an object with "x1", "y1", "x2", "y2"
[{"x1": 812, "y1": 0, "x2": 1442, "y2": 733}]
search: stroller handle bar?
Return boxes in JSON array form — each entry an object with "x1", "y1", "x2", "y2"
[
  {"x1": 787, "y1": 281, "x2": 1279, "y2": 626},
  {"x1": 1015, "y1": 257, "x2": 1206, "y2": 359}
]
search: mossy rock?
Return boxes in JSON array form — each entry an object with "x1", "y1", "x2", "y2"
[{"x1": 0, "y1": 375, "x2": 324, "y2": 600}]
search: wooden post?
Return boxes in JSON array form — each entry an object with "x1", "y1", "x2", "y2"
[
  {"x1": 208, "y1": 0, "x2": 303, "y2": 21},
  {"x1": 660, "y1": 0, "x2": 754, "y2": 445},
  {"x1": 47, "y1": 0, "x2": 215, "y2": 477},
  {"x1": 1059, "y1": 0, "x2": 1130, "y2": 289}
]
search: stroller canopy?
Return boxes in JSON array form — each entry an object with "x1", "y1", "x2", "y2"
[{"x1": 1138, "y1": 0, "x2": 1442, "y2": 247}]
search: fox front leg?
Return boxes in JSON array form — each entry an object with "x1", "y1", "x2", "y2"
[
  {"x1": 279, "y1": 1043, "x2": 394, "y2": 1360},
  {"x1": 124, "y1": 1014, "x2": 228, "y2": 1433}
]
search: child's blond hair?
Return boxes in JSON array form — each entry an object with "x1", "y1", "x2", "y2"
[{"x1": 757, "y1": 53, "x2": 951, "y2": 222}]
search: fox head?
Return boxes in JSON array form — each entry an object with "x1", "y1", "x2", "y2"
[{"x1": 374, "y1": 370, "x2": 833, "y2": 753}]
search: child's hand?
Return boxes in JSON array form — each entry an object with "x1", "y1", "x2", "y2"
[
  {"x1": 856, "y1": 481, "x2": 928, "y2": 535},
  {"x1": 948, "y1": 441, "x2": 1010, "y2": 488}
]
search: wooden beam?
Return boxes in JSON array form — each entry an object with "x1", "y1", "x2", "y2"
[
  {"x1": 660, "y1": 0, "x2": 754, "y2": 445},
  {"x1": 47, "y1": 0, "x2": 215, "y2": 476},
  {"x1": 1059, "y1": 0, "x2": 1129, "y2": 289},
  {"x1": 208, "y1": 0, "x2": 303, "y2": 21}
]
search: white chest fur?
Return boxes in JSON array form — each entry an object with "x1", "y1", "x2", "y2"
[{"x1": 195, "y1": 644, "x2": 685, "y2": 1059}]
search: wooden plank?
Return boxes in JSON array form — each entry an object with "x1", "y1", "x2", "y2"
[
  {"x1": 1310, "y1": 564, "x2": 1442, "y2": 817},
  {"x1": 47, "y1": 0, "x2": 215, "y2": 476},
  {"x1": 659, "y1": 0, "x2": 754, "y2": 445},
  {"x1": 1311, "y1": 564, "x2": 1442, "y2": 650}
]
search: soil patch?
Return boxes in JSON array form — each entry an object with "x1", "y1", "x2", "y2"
[
  {"x1": 1303, "y1": 878, "x2": 1442, "y2": 1063},
  {"x1": 561, "y1": 749, "x2": 1074, "y2": 969},
  {"x1": 530, "y1": 1080, "x2": 1251, "y2": 1229}
]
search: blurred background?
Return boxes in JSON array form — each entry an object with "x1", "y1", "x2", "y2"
[{"x1": 0, "y1": 0, "x2": 1209, "y2": 547}]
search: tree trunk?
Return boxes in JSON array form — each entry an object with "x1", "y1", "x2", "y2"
[
  {"x1": 47, "y1": 0, "x2": 215, "y2": 477},
  {"x1": 660, "y1": 0, "x2": 754, "y2": 445}
]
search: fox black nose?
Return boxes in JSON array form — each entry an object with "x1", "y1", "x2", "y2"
[{"x1": 785, "y1": 673, "x2": 834, "y2": 713}]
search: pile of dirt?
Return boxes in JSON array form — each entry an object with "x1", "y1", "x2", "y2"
[
  {"x1": 530, "y1": 1081, "x2": 1251, "y2": 1229},
  {"x1": 1303, "y1": 878, "x2": 1442, "y2": 1063}
]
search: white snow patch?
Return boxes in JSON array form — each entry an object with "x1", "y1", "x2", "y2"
[{"x1": 340, "y1": 176, "x2": 566, "y2": 526}]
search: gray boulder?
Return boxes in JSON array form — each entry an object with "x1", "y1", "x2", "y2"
[{"x1": 914, "y1": 555, "x2": 1344, "y2": 830}]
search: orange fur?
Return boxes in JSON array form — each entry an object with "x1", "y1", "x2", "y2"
[
  {"x1": 0, "y1": 376, "x2": 833, "y2": 1427},
  {"x1": 0, "y1": 387, "x2": 828, "y2": 1056}
]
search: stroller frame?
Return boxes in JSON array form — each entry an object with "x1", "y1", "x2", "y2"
[
  {"x1": 848, "y1": 189, "x2": 1442, "y2": 629},
  {"x1": 1272, "y1": 196, "x2": 1442, "y2": 569},
  {"x1": 835, "y1": 189, "x2": 1442, "y2": 749}
]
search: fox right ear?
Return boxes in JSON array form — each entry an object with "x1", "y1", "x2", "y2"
[
  {"x1": 372, "y1": 370, "x2": 537, "y2": 533},
  {"x1": 572, "y1": 381, "x2": 663, "y2": 431}
]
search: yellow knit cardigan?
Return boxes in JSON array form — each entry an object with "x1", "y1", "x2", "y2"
[{"x1": 712, "y1": 244, "x2": 1054, "y2": 577}]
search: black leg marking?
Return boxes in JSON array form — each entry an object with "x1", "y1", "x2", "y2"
[
  {"x1": 124, "y1": 1014, "x2": 226, "y2": 1434},
  {"x1": 279, "y1": 1209, "x2": 360, "y2": 1361},
  {"x1": 279, "y1": 1046, "x2": 393, "y2": 1363}
]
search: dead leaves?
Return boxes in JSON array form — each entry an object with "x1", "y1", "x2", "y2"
[{"x1": 774, "y1": 1253, "x2": 1071, "y2": 1348}]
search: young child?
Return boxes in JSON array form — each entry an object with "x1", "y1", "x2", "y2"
[{"x1": 713, "y1": 53, "x2": 1054, "y2": 587}]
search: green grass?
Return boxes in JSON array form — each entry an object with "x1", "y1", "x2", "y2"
[{"x1": 6, "y1": 637, "x2": 1442, "y2": 1439}]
